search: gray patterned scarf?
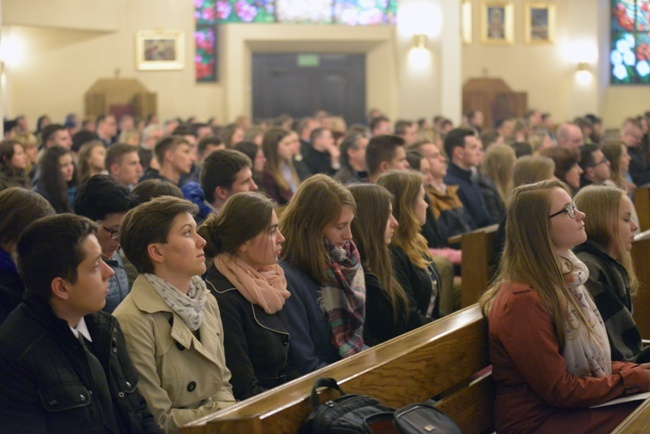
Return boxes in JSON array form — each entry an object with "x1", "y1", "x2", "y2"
[{"x1": 145, "y1": 273, "x2": 208, "y2": 331}]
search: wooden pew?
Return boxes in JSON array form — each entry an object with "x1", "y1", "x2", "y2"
[
  {"x1": 181, "y1": 305, "x2": 494, "y2": 434},
  {"x1": 632, "y1": 236, "x2": 650, "y2": 339},
  {"x1": 449, "y1": 224, "x2": 498, "y2": 308},
  {"x1": 611, "y1": 396, "x2": 650, "y2": 433},
  {"x1": 634, "y1": 186, "x2": 650, "y2": 232}
]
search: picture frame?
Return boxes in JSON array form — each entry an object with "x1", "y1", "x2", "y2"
[
  {"x1": 136, "y1": 30, "x2": 185, "y2": 71},
  {"x1": 480, "y1": 1, "x2": 514, "y2": 45},
  {"x1": 524, "y1": 3, "x2": 556, "y2": 44},
  {"x1": 462, "y1": 0, "x2": 472, "y2": 45}
]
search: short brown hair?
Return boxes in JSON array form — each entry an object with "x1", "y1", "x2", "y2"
[
  {"x1": 105, "y1": 143, "x2": 138, "y2": 168},
  {"x1": 120, "y1": 196, "x2": 198, "y2": 274},
  {"x1": 154, "y1": 136, "x2": 190, "y2": 167},
  {"x1": 0, "y1": 187, "x2": 55, "y2": 246}
]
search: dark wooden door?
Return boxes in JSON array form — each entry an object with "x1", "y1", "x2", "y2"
[{"x1": 252, "y1": 53, "x2": 366, "y2": 124}]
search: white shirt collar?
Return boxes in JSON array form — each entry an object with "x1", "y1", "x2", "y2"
[{"x1": 70, "y1": 317, "x2": 93, "y2": 342}]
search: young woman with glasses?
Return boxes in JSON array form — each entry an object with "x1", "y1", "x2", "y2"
[{"x1": 479, "y1": 179, "x2": 650, "y2": 434}]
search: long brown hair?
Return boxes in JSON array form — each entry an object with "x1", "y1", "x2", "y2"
[
  {"x1": 348, "y1": 183, "x2": 408, "y2": 320},
  {"x1": 601, "y1": 140, "x2": 626, "y2": 189},
  {"x1": 279, "y1": 174, "x2": 356, "y2": 284},
  {"x1": 483, "y1": 144, "x2": 516, "y2": 204},
  {"x1": 479, "y1": 179, "x2": 590, "y2": 347},
  {"x1": 262, "y1": 128, "x2": 299, "y2": 191},
  {"x1": 377, "y1": 170, "x2": 432, "y2": 269}
]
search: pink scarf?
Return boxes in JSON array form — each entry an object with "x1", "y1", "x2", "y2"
[{"x1": 214, "y1": 254, "x2": 290, "y2": 314}]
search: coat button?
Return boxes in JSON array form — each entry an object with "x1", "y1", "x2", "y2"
[
  {"x1": 118, "y1": 392, "x2": 125, "y2": 398},
  {"x1": 187, "y1": 381, "x2": 197, "y2": 392},
  {"x1": 125, "y1": 381, "x2": 132, "y2": 388},
  {"x1": 282, "y1": 335, "x2": 289, "y2": 346},
  {"x1": 80, "y1": 394, "x2": 86, "y2": 402},
  {"x1": 112, "y1": 347, "x2": 117, "y2": 353}
]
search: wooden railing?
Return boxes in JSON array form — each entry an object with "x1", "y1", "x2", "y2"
[{"x1": 181, "y1": 305, "x2": 494, "y2": 434}]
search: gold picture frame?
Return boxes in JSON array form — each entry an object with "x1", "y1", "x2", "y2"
[
  {"x1": 462, "y1": 0, "x2": 472, "y2": 45},
  {"x1": 480, "y1": 1, "x2": 514, "y2": 45},
  {"x1": 524, "y1": 3, "x2": 556, "y2": 44},
  {"x1": 136, "y1": 30, "x2": 185, "y2": 71}
]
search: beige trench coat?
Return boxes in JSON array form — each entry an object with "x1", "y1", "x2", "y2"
[{"x1": 114, "y1": 275, "x2": 236, "y2": 433}]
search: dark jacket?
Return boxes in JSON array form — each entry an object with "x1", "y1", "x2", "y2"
[
  {"x1": 390, "y1": 244, "x2": 441, "y2": 322},
  {"x1": 628, "y1": 146, "x2": 650, "y2": 187},
  {"x1": 280, "y1": 261, "x2": 340, "y2": 375},
  {"x1": 426, "y1": 185, "x2": 472, "y2": 239},
  {"x1": 574, "y1": 240, "x2": 644, "y2": 362},
  {"x1": 444, "y1": 163, "x2": 493, "y2": 228},
  {"x1": 0, "y1": 296, "x2": 161, "y2": 434},
  {"x1": 363, "y1": 270, "x2": 427, "y2": 347},
  {"x1": 303, "y1": 146, "x2": 335, "y2": 175},
  {"x1": 0, "y1": 249, "x2": 23, "y2": 325},
  {"x1": 333, "y1": 165, "x2": 368, "y2": 185},
  {"x1": 205, "y1": 266, "x2": 299, "y2": 400},
  {"x1": 475, "y1": 172, "x2": 506, "y2": 224}
]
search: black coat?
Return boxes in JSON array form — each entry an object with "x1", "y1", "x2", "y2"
[
  {"x1": 205, "y1": 266, "x2": 299, "y2": 401},
  {"x1": 390, "y1": 244, "x2": 441, "y2": 321},
  {"x1": 0, "y1": 257, "x2": 24, "y2": 325},
  {"x1": 363, "y1": 270, "x2": 429, "y2": 347},
  {"x1": 0, "y1": 296, "x2": 161, "y2": 434}
]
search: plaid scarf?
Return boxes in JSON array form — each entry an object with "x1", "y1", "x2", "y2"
[{"x1": 318, "y1": 240, "x2": 366, "y2": 358}]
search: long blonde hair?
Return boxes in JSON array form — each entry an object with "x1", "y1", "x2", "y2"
[
  {"x1": 279, "y1": 174, "x2": 356, "y2": 284},
  {"x1": 479, "y1": 179, "x2": 590, "y2": 347},
  {"x1": 377, "y1": 170, "x2": 432, "y2": 269},
  {"x1": 483, "y1": 144, "x2": 516, "y2": 204},
  {"x1": 348, "y1": 183, "x2": 408, "y2": 321},
  {"x1": 574, "y1": 185, "x2": 639, "y2": 295}
]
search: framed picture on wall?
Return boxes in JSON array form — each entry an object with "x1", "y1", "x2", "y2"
[
  {"x1": 480, "y1": 1, "x2": 514, "y2": 45},
  {"x1": 524, "y1": 3, "x2": 556, "y2": 44},
  {"x1": 462, "y1": 0, "x2": 472, "y2": 45},
  {"x1": 136, "y1": 30, "x2": 185, "y2": 71}
]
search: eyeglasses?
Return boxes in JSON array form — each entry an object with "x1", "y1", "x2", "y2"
[
  {"x1": 590, "y1": 157, "x2": 609, "y2": 167},
  {"x1": 548, "y1": 203, "x2": 578, "y2": 219},
  {"x1": 102, "y1": 226, "x2": 120, "y2": 240}
]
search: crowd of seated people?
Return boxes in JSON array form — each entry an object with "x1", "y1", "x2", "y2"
[{"x1": 3, "y1": 107, "x2": 650, "y2": 432}]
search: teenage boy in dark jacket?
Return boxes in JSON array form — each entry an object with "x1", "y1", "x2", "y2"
[{"x1": 0, "y1": 214, "x2": 161, "y2": 434}]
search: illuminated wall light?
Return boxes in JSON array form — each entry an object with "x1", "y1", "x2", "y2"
[
  {"x1": 576, "y1": 62, "x2": 592, "y2": 85},
  {"x1": 412, "y1": 34, "x2": 427, "y2": 50}
]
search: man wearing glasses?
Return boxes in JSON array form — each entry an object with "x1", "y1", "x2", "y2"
[
  {"x1": 74, "y1": 175, "x2": 139, "y2": 312},
  {"x1": 579, "y1": 144, "x2": 611, "y2": 190}
]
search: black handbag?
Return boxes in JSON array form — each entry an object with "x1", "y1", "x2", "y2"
[
  {"x1": 300, "y1": 377, "x2": 395, "y2": 434},
  {"x1": 300, "y1": 378, "x2": 462, "y2": 434},
  {"x1": 393, "y1": 403, "x2": 462, "y2": 434}
]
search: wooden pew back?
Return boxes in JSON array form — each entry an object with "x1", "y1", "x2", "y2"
[
  {"x1": 634, "y1": 186, "x2": 650, "y2": 232},
  {"x1": 181, "y1": 305, "x2": 493, "y2": 434},
  {"x1": 451, "y1": 224, "x2": 498, "y2": 308}
]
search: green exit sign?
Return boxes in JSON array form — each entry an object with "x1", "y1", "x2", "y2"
[{"x1": 297, "y1": 54, "x2": 320, "y2": 67}]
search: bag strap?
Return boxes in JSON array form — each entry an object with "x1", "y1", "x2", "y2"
[{"x1": 310, "y1": 377, "x2": 346, "y2": 409}]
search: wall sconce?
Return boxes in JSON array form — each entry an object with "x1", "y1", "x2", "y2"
[
  {"x1": 412, "y1": 34, "x2": 427, "y2": 50},
  {"x1": 576, "y1": 61, "x2": 592, "y2": 84}
]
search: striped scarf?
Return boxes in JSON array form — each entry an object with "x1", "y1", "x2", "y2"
[{"x1": 318, "y1": 240, "x2": 366, "y2": 358}]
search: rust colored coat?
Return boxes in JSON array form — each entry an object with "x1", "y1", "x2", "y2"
[{"x1": 488, "y1": 282, "x2": 649, "y2": 434}]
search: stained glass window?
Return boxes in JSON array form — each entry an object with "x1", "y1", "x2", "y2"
[
  {"x1": 611, "y1": 0, "x2": 650, "y2": 84},
  {"x1": 194, "y1": 0, "x2": 396, "y2": 81}
]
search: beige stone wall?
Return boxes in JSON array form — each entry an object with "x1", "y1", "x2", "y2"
[{"x1": 1, "y1": 0, "x2": 649, "y2": 128}]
